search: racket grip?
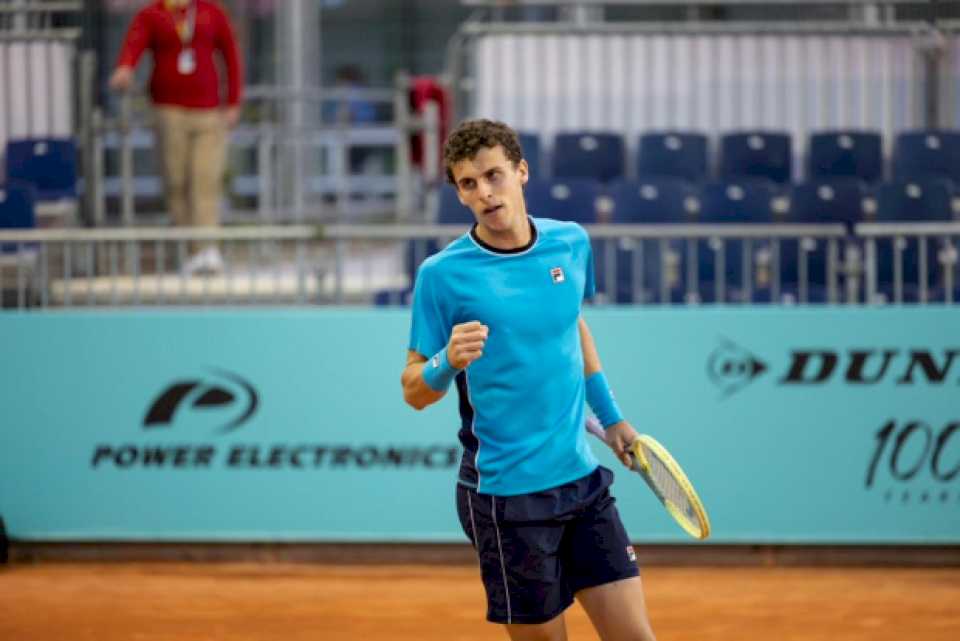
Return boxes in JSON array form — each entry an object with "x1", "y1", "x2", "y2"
[{"x1": 585, "y1": 416, "x2": 606, "y2": 439}]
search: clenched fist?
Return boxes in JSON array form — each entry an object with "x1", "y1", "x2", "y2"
[{"x1": 448, "y1": 321, "x2": 488, "y2": 370}]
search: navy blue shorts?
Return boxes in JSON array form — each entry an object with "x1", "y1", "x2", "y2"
[{"x1": 455, "y1": 466, "x2": 639, "y2": 625}]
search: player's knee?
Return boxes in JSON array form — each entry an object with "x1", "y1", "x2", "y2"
[
  {"x1": 504, "y1": 621, "x2": 565, "y2": 641},
  {"x1": 637, "y1": 624, "x2": 657, "y2": 641}
]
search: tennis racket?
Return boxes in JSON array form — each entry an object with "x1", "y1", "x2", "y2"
[{"x1": 586, "y1": 416, "x2": 711, "y2": 540}]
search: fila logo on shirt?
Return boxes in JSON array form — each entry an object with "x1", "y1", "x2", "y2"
[{"x1": 550, "y1": 267, "x2": 565, "y2": 284}]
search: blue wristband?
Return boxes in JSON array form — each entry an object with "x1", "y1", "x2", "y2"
[
  {"x1": 421, "y1": 347, "x2": 460, "y2": 392},
  {"x1": 585, "y1": 371, "x2": 625, "y2": 428}
]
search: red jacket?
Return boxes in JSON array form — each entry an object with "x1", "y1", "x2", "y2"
[{"x1": 116, "y1": 0, "x2": 243, "y2": 109}]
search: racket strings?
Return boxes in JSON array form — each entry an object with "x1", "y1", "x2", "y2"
[{"x1": 641, "y1": 445, "x2": 700, "y2": 527}]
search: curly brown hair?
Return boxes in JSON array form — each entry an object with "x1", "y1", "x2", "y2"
[{"x1": 443, "y1": 119, "x2": 524, "y2": 184}]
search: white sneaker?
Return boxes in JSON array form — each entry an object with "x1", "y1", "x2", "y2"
[
  {"x1": 182, "y1": 247, "x2": 224, "y2": 276},
  {"x1": 202, "y1": 247, "x2": 224, "y2": 273}
]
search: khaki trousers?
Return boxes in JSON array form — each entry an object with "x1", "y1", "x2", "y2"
[{"x1": 154, "y1": 106, "x2": 226, "y2": 253}]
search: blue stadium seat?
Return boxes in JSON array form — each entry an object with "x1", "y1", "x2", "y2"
[
  {"x1": 780, "y1": 179, "x2": 866, "y2": 301},
  {"x1": 373, "y1": 288, "x2": 413, "y2": 306},
  {"x1": 720, "y1": 131, "x2": 792, "y2": 184},
  {"x1": 0, "y1": 181, "x2": 37, "y2": 253},
  {"x1": 518, "y1": 132, "x2": 543, "y2": 178},
  {"x1": 808, "y1": 131, "x2": 883, "y2": 184},
  {"x1": 789, "y1": 178, "x2": 866, "y2": 228},
  {"x1": 408, "y1": 183, "x2": 472, "y2": 286},
  {"x1": 4, "y1": 138, "x2": 78, "y2": 201},
  {"x1": 524, "y1": 178, "x2": 600, "y2": 224},
  {"x1": 699, "y1": 180, "x2": 778, "y2": 224},
  {"x1": 551, "y1": 132, "x2": 625, "y2": 182},
  {"x1": 599, "y1": 178, "x2": 700, "y2": 303},
  {"x1": 637, "y1": 132, "x2": 708, "y2": 183},
  {"x1": 893, "y1": 130, "x2": 960, "y2": 183},
  {"x1": 436, "y1": 183, "x2": 476, "y2": 224},
  {"x1": 697, "y1": 180, "x2": 778, "y2": 302},
  {"x1": 608, "y1": 177, "x2": 700, "y2": 224},
  {"x1": 872, "y1": 178, "x2": 954, "y2": 222},
  {"x1": 374, "y1": 184, "x2": 471, "y2": 306},
  {"x1": 869, "y1": 178, "x2": 956, "y2": 302}
]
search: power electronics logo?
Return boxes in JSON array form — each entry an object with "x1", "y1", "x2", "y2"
[
  {"x1": 90, "y1": 370, "x2": 458, "y2": 471},
  {"x1": 144, "y1": 369, "x2": 258, "y2": 433}
]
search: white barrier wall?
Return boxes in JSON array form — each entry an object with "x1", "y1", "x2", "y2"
[
  {"x1": 471, "y1": 32, "x2": 925, "y2": 177},
  {"x1": 0, "y1": 39, "x2": 73, "y2": 152}
]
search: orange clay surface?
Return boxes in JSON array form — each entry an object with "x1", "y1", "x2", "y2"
[{"x1": 2, "y1": 563, "x2": 959, "y2": 641}]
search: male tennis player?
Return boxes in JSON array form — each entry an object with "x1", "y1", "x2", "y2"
[{"x1": 401, "y1": 119, "x2": 657, "y2": 641}]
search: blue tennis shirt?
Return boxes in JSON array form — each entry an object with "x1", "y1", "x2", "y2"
[{"x1": 409, "y1": 216, "x2": 599, "y2": 496}]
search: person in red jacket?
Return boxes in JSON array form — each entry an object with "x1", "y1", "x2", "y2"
[{"x1": 110, "y1": 0, "x2": 244, "y2": 274}]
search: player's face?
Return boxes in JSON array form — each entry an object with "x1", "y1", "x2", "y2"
[{"x1": 451, "y1": 145, "x2": 529, "y2": 237}]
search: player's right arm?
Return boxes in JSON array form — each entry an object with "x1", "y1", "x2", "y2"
[{"x1": 401, "y1": 321, "x2": 488, "y2": 410}]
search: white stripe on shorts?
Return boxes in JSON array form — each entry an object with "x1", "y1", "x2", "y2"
[
  {"x1": 491, "y1": 495, "x2": 512, "y2": 624},
  {"x1": 467, "y1": 491, "x2": 478, "y2": 549}
]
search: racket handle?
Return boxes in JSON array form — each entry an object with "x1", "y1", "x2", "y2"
[
  {"x1": 585, "y1": 416, "x2": 606, "y2": 439},
  {"x1": 588, "y1": 416, "x2": 645, "y2": 472}
]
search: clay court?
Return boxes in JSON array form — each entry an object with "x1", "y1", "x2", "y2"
[
  {"x1": 3, "y1": 3, "x2": 960, "y2": 641},
  {"x1": 2, "y1": 556, "x2": 959, "y2": 641}
]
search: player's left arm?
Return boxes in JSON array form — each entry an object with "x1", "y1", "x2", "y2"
[{"x1": 578, "y1": 316, "x2": 637, "y2": 467}]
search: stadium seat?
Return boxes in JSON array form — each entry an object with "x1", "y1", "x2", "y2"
[
  {"x1": 720, "y1": 131, "x2": 792, "y2": 184},
  {"x1": 436, "y1": 183, "x2": 475, "y2": 224},
  {"x1": 789, "y1": 178, "x2": 866, "y2": 229},
  {"x1": 551, "y1": 132, "x2": 625, "y2": 182},
  {"x1": 872, "y1": 178, "x2": 954, "y2": 223},
  {"x1": 0, "y1": 181, "x2": 37, "y2": 243},
  {"x1": 0, "y1": 181, "x2": 39, "y2": 302},
  {"x1": 518, "y1": 132, "x2": 543, "y2": 178},
  {"x1": 600, "y1": 178, "x2": 700, "y2": 303},
  {"x1": 699, "y1": 179, "x2": 778, "y2": 224},
  {"x1": 408, "y1": 183, "x2": 473, "y2": 284},
  {"x1": 374, "y1": 184, "x2": 470, "y2": 306},
  {"x1": 780, "y1": 179, "x2": 866, "y2": 301},
  {"x1": 524, "y1": 178, "x2": 600, "y2": 224},
  {"x1": 4, "y1": 138, "x2": 78, "y2": 201},
  {"x1": 608, "y1": 177, "x2": 700, "y2": 224},
  {"x1": 372, "y1": 288, "x2": 413, "y2": 306},
  {"x1": 637, "y1": 132, "x2": 709, "y2": 183},
  {"x1": 697, "y1": 180, "x2": 778, "y2": 302},
  {"x1": 868, "y1": 178, "x2": 956, "y2": 302},
  {"x1": 808, "y1": 131, "x2": 883, "y2": 184},
  {"x1": 893, "y1": 130, "x2": 960, "y2": 183},
  {"x1": 373, "y1": 235, "x2": 439, "y2": 307}
]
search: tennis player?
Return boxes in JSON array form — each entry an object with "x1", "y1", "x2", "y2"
[{"x1": 401, "y1": 119, "x2": 657, "y2": 641}]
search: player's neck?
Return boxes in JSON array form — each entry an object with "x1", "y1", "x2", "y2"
[{"x1": 474, "y1": 216, "x2": 532, "y2": 251}]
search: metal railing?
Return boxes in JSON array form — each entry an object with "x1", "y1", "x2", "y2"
[
  {"x1": 588, "y1": 223, "x2": 852, "y2": 304},
  {"x1": 0, "y1": 0, "x2": 81, "y2": 32},
  {"x1": 856, "y1": 221, "x2": 960, "y2": 304},
  {"x1": 90, "y1": 74, "x2": 441, "y2": 227},
  {"x1": 6, "y1": 222, "x2": 951, "y2": 310},
  {"x1": 460, "y1": 0, "x2": 935, "y2": 7}
]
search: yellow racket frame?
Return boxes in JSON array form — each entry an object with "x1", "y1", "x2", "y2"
[{"x1": 630, "y1": 435, "x2": 711, "y2": 540}]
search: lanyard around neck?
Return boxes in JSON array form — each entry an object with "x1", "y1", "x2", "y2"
[{"x1": 171, "y1": 2, "x2": 196, "y2": 45}]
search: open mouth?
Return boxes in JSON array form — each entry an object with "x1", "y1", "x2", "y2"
[{"x1": 483, "y1": 204, "x2": 504, "y2": 215}]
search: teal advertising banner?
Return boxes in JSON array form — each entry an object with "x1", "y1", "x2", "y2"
[{"x1": 0, "y1": 307, "x2": 957, "y2": 543}]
